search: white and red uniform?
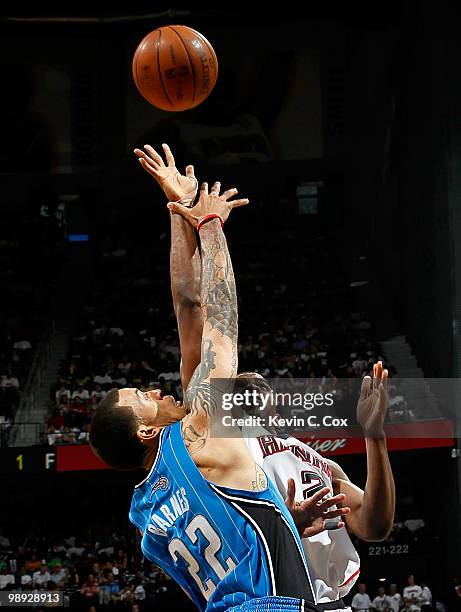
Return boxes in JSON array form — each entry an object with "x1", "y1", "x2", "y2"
[{"x1": 244, "y1": 430, "x2": 360, "y2": 607}]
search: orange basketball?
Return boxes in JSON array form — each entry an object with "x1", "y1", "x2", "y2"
[{"x1": 132, "y1": 25, "x2": 218, "y2": 112}]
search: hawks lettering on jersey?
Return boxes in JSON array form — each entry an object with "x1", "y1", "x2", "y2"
[
  {"x1": 258, "y1": 435, "x2": 333, "y2": 480},
  {"x1": 244, "y1": 430, "x2": 361, "y2": 605}
]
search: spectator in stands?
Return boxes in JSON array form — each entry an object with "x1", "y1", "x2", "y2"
[
  {"x1": 67, "y1": 398, "x2": 86, "y2": 429},
  {"x1": 55, "y1": 383, "x2": 70, "y2": 406},
  {"x1": 111, "y1": 369, "x2": 127, "y2": 387},
  {"x1": 404, "y1": 517, "x2": 425, "y2": 534},
  {"x1": 48, "y1": 406, "x2": 65, "y2": 430},
  {"x1": 352, "y1": 583, "x2": 372, "y2": 612},
  {"x1": 47, "y1": 425, "x2": 59, "y2": 445},
  {"x1": 0, "y1": 566, "x2": 15, "y2": 590},
  {"x1": 420, "y1": 582, "x2": 432, "y2": 612},
  {"x1": 78, "y1": 424, "x2": 91, "y2": 443},
  {"x1": 372, "y1": 585, "x2": 391, "y2": 612},
  {"x1": 49, "y1": 563, "x2": 67, "y2": 587},
  {"x1": 0, "y1": 532, "x2": 11, "y2": 549},
  {"x1": 61, "y1": 426, "x2": 77, "y2": 444},
  {"x1": 1, "y1": 370, "x2": 20, "y2": 392},
  {"x1": 18, "y1": 567, "x2": 32, "y2": 589},
  {"x1": 120, "y1": 583, "x2": 135, "y2": 605},
  {"x1": 72, "y1": 384, "x2": 89, "y2": 402},
  {"x1": 388, "y1": 584, "x2": 402, "y2": 612},
  {"x1": 0, "y1": 367, "x2": 20, "y2": 417},
  {"x1": 134, "y1": 582, "x2": 146, "y2": 602},
  {"x1": 404, "y1": 575, "x2": 423, "y2": 612},
  {"x1": 99, "y1": 571, "x2": 120, "y2": 605},
  {"x1": 116, "y1": 550, "x2": 128, "y2": 570},
  {"x1": 80, "y1": 574, "x2": 99, "y2": 612},
  {"x1": 33, "y1": 563, "x2": 50, "y2": 589},
  {"x1": 24, "y1": 553, "x2": 41, "y2": 573},
  {"x1": 117, "y1": 356, "x2": 131, "y2": 377},
  {"x1": 90, "y1": 383, "x2": 106, "y2": 405},
  {"x1": 93, "y1": 371, "x2": 113, "y2": 388},
  {"x1": 67, "y1": 538, "x2": 85, "y2": 558}
]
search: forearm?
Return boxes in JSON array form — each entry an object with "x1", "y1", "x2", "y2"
[
  {"x1": 356, "y1": 437, "x2": 395, "y2": 540},
  {"x1": 170, "y1": 214, "x2": 203, "y2": 389},
  {"x1": 184, "y1": 218, "x2": 238, "y2": 419},
  {"x1": 199, "y1": 218, "x2": 238, "y2": 378},
  {"x1": 170, "y1": 214, "x2": 201, "y2": 309}
]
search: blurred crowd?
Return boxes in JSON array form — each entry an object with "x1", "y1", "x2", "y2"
[
  {"x1": 350, "y1": 575, "x2": 461, "y2": 612},
  {"x1": 1, "y1": 200, "x2": 63, "y2": 445},
  {"x1": 0, "y1": 528, "x2": 193, "y2": 611},
  {"x1": 45, "y1": 204, "x2": 396, "y2": 444}
]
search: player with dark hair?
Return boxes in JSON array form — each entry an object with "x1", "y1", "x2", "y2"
[
  {"x1": 90, "y1": 153, "x2": 345, "y2": 611},
  {"x1": 89, "y1": 387, "x2": 185, "y2": 470},
  {"x1": 132, "y1": 144, "x2": 395, "y2": 612}
]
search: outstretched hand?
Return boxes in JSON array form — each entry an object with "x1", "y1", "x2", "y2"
[
  {"x1": 284, "y1": 478, "x2": 350, "y2": 538},
  {"x1": 357, "y1": 361, "x2": 389, "y2": 439},
  {"x1": 134, "y1": 143, "x2": 198, "y2": 206},
  {"x1": 167, "y1": 180, "x2": 249, "y2": 227}
]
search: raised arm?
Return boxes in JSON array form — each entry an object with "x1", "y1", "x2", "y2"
[
  {"x1": 134, "y1": 143, "x2": 203, "y2": 389},
  {"x1": 170, "y1": 215, "x2": 203, "y2": 389},
  {"x1": 330, "y1": 362, "x2": 396, "y2": 541},
  {"x1": 167, "y1": 183, "x2": 249, "y2": 455}
]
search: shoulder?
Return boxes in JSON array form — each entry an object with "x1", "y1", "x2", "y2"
[{"x1": 326, "y1": 456, "x2": 350, "y2": 480}]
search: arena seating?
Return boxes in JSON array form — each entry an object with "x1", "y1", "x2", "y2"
[
  {"x1": 1, "y1": 205, "x2": 63, "y2": 446},
  {"x1": 45, "y1": 200, "x2": 391, "y2": 445}
]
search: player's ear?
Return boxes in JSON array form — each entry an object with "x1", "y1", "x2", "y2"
[{"x1": 137, "y1": 425, "x2": 160, "y2": 443}]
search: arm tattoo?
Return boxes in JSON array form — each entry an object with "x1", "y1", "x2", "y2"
[
  {"x1": 181, "y1": 221, "x2": 238, "y2": 452},
  {"x1": 200, "y1": 222, "x2": 238, "y2": 344},
  {"x1": 181, "y1": 421, "x2": 208, "y2": 456},
  {"x1": 252, "y1": 465, "x2": 268, "y2": 492},
  {"x1": 184, "y1": 339, "x2": 218, "y2": 418},
  {"x1": 181, "y1": 338, "x2": 226, "y2": 453}
]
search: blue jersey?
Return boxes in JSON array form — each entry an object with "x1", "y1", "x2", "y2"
[{"x1": 129, "y1": 421, "x2": 316, "y2": 611}]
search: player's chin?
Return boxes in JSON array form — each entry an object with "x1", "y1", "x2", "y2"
[{"x1": 161, "y1": 395, "x2": 183, "y2": 409}]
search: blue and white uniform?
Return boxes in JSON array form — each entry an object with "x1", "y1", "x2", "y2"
[{"x1": 129, "y1": 421, "x2": 318, "y2": 612}]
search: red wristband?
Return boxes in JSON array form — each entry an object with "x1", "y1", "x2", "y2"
[{"x1": 196, "y1": 214, "x2": 224, "y2": 231}]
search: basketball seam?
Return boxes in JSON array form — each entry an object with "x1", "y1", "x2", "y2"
[
  {"x1": 133, "y1": 42, "x2": 142, "y2": 94},
  {"x1": 188, "y1": 27, "x2": 219, "y2": 74},
  {"x1": 156, "y1": 29, "x2": 174, "y2": 109},
  {"x1": 168, "y1": 26, "x2": 196, "y2": 105},
  {"x1": 201, "y1": 37, "x2": 218, "y2": 72}
]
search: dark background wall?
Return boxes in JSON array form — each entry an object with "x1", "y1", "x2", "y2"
[
  {"x1": 2, "y1": 4, "x2": 458, "y2": 378},
  {"x1": 0, "y1": 0, "x2": 461, "y2": 591}
]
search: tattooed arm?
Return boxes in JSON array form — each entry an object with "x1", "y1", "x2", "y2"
[
  {"x1": 181, "y1": 208, "x2": 238, "y2": 455},
  {"x1": 169, "y1": 183, "x2": 266, "y2": 490}
]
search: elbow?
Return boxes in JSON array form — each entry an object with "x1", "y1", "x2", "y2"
[
  {"x1": 178, "y1": 295, "x2": 201, "y2": 309},
  {"x1": 172, "y1": 278, "x2": 201, "y2": 307},
  {"x1": 173, "y1": 286, "x2": 201, "y2": 310},
  {"x1": 359, "y1": 523, "x2": 393, "y2": 542}
]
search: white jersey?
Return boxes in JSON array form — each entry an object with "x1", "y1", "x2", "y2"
[
  {"x1": 388, "y1": 593, "x2": 402, "y2": 612},
  {"x1": 372, "y1": 595, "x2": 392, "y2": 611},
  {"x1": 403, "y1": 586, "x2": 423, "y2": 611},
  {"x1": 244, "y1": 432, "x2": 360, "y2": 603}
]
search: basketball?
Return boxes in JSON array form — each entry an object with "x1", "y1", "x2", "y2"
[{"x1": 132, "y1": 25, "x2": 218, "y2": 112}]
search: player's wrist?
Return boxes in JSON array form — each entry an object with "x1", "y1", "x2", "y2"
[
  {"x1": 364, "y1": 432, "x2": 387, "y2": 442},
  {"x1": 197, "y1": 214, "x2": 224, "y2": 231}
]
